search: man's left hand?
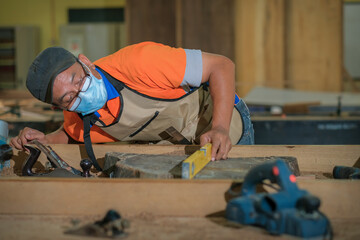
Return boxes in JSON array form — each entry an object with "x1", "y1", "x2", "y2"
[{"x1": 200, "y1": 126, "x2": 232, "y2": 161}]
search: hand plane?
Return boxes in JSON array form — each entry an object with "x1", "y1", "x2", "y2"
[{"x1": 22, "y1": 140, "x2": 93, "y2": 178}]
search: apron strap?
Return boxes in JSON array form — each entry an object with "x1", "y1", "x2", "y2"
[{"x1": 83, "y1": 114, "x2": 103, "y2": 171}]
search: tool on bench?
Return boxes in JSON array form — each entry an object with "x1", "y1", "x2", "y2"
[
  {"x1": 65, "y1": 209, "x2": 129, "y2": 238},
  {"x1": 0, "y1": 144, "x2": 12, "y2": 174},
  {"x1": 182, "y1": 143, "x2": 212, "y2": 179},
  {"x1": 333, "y1": 166, "x2": 360, "y2": 179},
  {"x1": 226, "y1": 159, "x2": 332, "y2": 239},
  {"x1": 22, "y1": 140, "x2": 93, "y2": 178},
  {"x1": 0, "y1": 144, "x2": 12, "y2": 162}
]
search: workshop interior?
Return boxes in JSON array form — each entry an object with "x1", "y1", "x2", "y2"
[{"x1": 0, "y1": 0, "x2": 359, "y2": 239}]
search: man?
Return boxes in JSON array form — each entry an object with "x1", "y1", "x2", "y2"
[{"x1": 10, "y1": 42, "x2": 254, "y2": 170}]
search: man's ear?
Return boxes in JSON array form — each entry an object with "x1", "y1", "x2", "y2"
[{"x1": 78, "y1": 54, "x2": 95, "y2": 70}]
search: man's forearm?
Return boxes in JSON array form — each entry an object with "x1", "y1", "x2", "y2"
[{"x1": 208, "y1": 57, "x2": 235, "y2": 131}]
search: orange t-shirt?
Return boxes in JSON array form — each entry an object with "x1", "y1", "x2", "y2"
[{"x1": 63, "y1": 42, "x2": 190, "y2": 143}]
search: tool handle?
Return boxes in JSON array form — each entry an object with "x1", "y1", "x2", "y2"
[
  {"x1": 333, "y1": 166, "x2": 360, "y2": 179},
  {"x1": 80, "y1": 159, "x2": 92, "y2": 177},
  {"x1": 241, "y1": 159, "x2": 299, "y2": 196},
  {"x1": 0, "y1": 144, "x2": 12, "y2": 161},
  {"x1": 22, "y1": 146, "x2": 41, "y2": 176}
]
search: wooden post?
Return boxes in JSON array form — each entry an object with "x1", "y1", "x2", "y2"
[{"x1": 235, "y1": 0, "x2": 285, "y2": 97}]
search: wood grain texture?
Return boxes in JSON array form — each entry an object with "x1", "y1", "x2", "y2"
[
  {"x1": 235, "y1": 0, "x2": 285, "y2": 97},
  {"x1": 0, "y1": 178, "x2": 359, "y2": 220},
  {"x1": 284, "y1": 0, "x2": 343, "y2": 91},
  {"x1": 126, "y1": 0, "x2": 176, "y2": 46},
  {"x1": 7, "y1": 144, "x2": 360, "y2": 176},
  {"x1": 180, "y1": 0, "x2": 235, "y2": 60},
  {"x1": 2, "y1": 214, "x2": 359, "y2": 240}
]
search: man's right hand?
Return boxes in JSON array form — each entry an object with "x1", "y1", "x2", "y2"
[{"x1": 9, "y1": 127, "x2": 48, "y2": 150}]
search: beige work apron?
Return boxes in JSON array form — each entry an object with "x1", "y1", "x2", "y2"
[{"x1": 94, "y1": 84, "x2": 243, "y2": 144}]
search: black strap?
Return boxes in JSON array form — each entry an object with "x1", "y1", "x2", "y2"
[{"x1": 83, "y1": 114, "x2": 103, "y2": 171}]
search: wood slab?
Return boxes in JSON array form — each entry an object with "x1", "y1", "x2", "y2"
[
  {"x1": 104, "y1": 152, "x2": 299, "y2": 179},
  {"x1": 4, "y1": 144, "x2": 360, "y2": 177}
]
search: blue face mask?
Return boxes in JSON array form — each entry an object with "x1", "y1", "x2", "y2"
[{"x1": 70, "y1": 61, "x2": 108, "y2": 115}]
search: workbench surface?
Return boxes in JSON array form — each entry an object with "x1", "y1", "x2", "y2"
[
  {"x1": 1, "y1": 214, "x2": 359, "y2": 240},
  {"x1": 1, "y1": 144, "x2": 359, "y2": 239}
]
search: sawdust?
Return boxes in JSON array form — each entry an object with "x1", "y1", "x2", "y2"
[
  {"x1": 0, "y1": 166, "x2": 19, "y2": 177},
  {"x1": 301, "y1": 171, "x2": 332, "y2": 179},
  {"x1": 1, "y1": 214, "x2": 358, "y2": 240},
  {"x1": 129, "y1": 212, "x2": 156, "y2": 221}
]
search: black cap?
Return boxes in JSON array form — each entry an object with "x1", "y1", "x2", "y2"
[{"x1": 26, "y1": 47, "x2": 77, "y2": 104}]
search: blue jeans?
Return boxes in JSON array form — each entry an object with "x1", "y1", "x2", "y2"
[{"x1": 235, "y1": 99, "x2": 255, "y2": 145}]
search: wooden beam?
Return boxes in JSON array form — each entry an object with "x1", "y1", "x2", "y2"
[
  {"x1": 235, "y1": 0, "x2": 285, "y2": 97},
  {"x1": 9, "y1": 145, "x2": 360, "y2": 175},
  {"x1": 285, "y1": 0, "x2": 342, "y2": 91},
  {"x1": 0, "y1": 178, "x2": 359, "y2": 220}
]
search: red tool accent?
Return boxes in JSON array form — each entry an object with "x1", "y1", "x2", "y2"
[
  {"x1": 272, "y1": 166, "x2": 280, "y2": 176},
  {"x1": 289, "y1": 174, "x2": 296, "y2": 183}
]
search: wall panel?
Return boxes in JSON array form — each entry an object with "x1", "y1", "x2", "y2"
[
  {"x1": 235, "y1": 0, "x2": 285, "y2": 97},
  {"x1": 181, "y1": 0, "x2": 235, "y2": 60},
  {"x1": 126, "y1": 0, "x2": 176, "y2": 46},
  {"x1": 285, "y1": 0, "x2": 343, "y2": 92}
]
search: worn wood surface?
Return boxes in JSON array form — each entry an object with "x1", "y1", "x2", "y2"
[
  {"x1": 0, "y1": 178, "x2": 359, "y2": 239},
  {"x1": 285, "y1": 0, "x2": 342, "y2": 91},
  {"x1": 0, "y1": 214, "x2": 359, "y2": 240},
  {"x1": 6, "y1": 144, "x2": 360, "y2": 177},
  {"x1": 1, "y1": 144, "x2": 359, "y2": 239},
  {"x1": 235, "y1": 0, "x2": 285, "y2": 96},
  {"x1": 0, "y1": 178, "x2": 359, "y2": 219},
  {"x1": 104, "y1": 153, "x2": 299, "y2": 179}
]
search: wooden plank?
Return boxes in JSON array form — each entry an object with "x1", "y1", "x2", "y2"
[
  {"x1": 235, "y1": 0, "x2": 285, "y2": 97},
  {"x1": 285, "y1": 0, "x2": 342, "y2": 91},
  {"x1": 0, "y1": 214, "x2": 286, "y2": 240},
  {"x1": 0, "y1": 178, "x2": 359, "y2": 220},
  {"x1": 104, "y1": 153, "x2": 299, "y2": 179},
  {"x1": 282, "y1": 101, "x2": 321, "y2": 114},
  {"x1": 6, "y1": 145, "x2": 360, "y2": 176}
]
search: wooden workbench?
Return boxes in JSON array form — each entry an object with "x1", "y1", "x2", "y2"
[{"x1": 1, "y1": 144, "x2": 359, "y2": 239}]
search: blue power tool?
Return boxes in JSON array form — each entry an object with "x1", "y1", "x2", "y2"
[{"x1": 226, "y1": 159, "x2": 332, "y2": 239}]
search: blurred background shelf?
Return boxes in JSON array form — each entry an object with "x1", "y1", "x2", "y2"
[{"x1": 0, "y1": 26, "x2": 39, "y2": 90}]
